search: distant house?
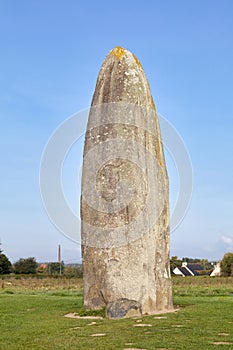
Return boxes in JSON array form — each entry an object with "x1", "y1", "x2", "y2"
[
  {"x1": 210, "y1": 262, "x2": 221, "y2": 276},
  {"x1": 173, "y1": 262, "x2": 205, "y2": 276},
  {"x1": 37, "y1": 263, "x2": 48, "y2": 274},
  {"x1": 39, "y1": 263, "x2": 48, "y2": 269}
]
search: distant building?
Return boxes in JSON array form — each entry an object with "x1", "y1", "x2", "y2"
[
  {"x1": 173, "y1": 262, "x2": 205, "y2": 276},
  {"x1": 210, "y1": 262, "x2": 221, "y2": 276},
  {"x1": 39, "y1": 263, "x2": 48, "y2": 269}
]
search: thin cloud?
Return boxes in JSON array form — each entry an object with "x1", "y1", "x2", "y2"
[{"x1": 221, "y1": 235, "x2": 233, "y2": 246}]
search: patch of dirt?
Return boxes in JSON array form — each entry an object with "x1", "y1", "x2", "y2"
[
  {"x1": 87, "y1": 321, "x2": 97, "y2": 325},
  {"x1": 218, "y1": 333, "x2": 229, "y2": 336},
  {"x1": 154, "y1": 316, "x2": 167, "y2": 320},
  {"x1": 145, "y1": 308, "x2": 179, "y2": 316},
  {"x1": 171, "y1": 324, "x2": 183, "y2": 328},
  {"x1": 133, "y1": 324, "x2": 152, "y2": 327},
  {"x1": 64, "y1": 313, "x2": 103, "y2": 319},
  {"x1": 212, "y1": 342, "x2": 233, "y2": 345},
  {"x1": 90, "y1": 333, "x2": 106, "y2": 337}
]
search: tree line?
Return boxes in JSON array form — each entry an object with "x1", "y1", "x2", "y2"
[
  {"x1": 1, "y1": 248, "x2": 233, "y2": 277},
  {"x1": 0, "y1": 248, "x2": 83, "y2": 277}
]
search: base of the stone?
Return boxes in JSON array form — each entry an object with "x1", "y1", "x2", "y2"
[{"x1": 106, "y1": 298, "x2": 142, "y2": 319}]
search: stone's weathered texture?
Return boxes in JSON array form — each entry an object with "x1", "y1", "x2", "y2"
[
  {"x1": 81, "y1": 46, "x2": 173, "y2": 316},
  {"x1": 106, "y1": 298, "x2": 142, "y2": 319}
]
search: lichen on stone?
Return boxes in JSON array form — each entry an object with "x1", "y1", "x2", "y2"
[
  {"x1": 110, "y1": 47, "x2": 143, "y2": 71},
  {"x1": 110, "y1": 46, "x2": 126, "y2": 60}
]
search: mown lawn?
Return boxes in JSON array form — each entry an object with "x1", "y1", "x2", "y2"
[{"x1": 0, "y1": 276, "x2": 233, "y2": 350}]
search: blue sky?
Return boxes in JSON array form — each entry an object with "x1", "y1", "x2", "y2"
[{"x1": 0, "y1": 0, "x2": 233, "y2": 263}]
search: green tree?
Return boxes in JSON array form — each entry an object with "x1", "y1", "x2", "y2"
[
  {"x1": 182, "y1": 257, "x2": 201, "y2": 263},
  {"x1": 48, "y1": 262, "x2": 64, "y2": 275},
  {"x1": 199, "y1": 259, "x2": 213, "y2": 270},
  {"x1": 0, "y1": 254, "x2": 12, "y2": 274},
  {"x1": 64, "y1": 264, "x2": 83, "y2": 278},
  {"x1": 14, "y1": 257, "x2": 37, "y2": 274},
  {"x1": 220, "y1": 252, "x2": 233, "y2": 276},
  {"x1": 170, "y1": 256, "x2": 182, "y2": 273}
]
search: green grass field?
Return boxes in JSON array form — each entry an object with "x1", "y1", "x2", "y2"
[{"x1": 0, "y1": 276, "x2": 233, "y2": 350}]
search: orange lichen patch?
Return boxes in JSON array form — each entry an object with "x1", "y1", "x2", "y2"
[{"x1": 110, "y1": 46, "x2": 126, "y2": 60}]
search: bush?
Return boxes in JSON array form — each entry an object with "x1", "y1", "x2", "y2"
[
  {"x1": 48, "y1": 262, "x2": 64, "y2": 275},
  {"x1": 220, "y1": 252, "x2": 233, "y2": 276},
  {"x1": 0, "y1": 254, "x2": 12, "y2": 274},
  {"x1": 64, "y1": 265, "x2": 83, "y2": 278},
  {"x1": 14, "y1": 257, "x2": 37, "y2": 274}
]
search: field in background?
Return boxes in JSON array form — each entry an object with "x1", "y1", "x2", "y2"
[
  {"x1": 0, "y1": 276, "x2": 233, "y2": 350},
  {"x1": 0, "y1": 275, "x2": 83, "y2": 291}
]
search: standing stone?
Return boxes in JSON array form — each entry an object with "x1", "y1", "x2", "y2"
[{"x1": 81, "y1": 46, "x2": 173, "y2": 316}]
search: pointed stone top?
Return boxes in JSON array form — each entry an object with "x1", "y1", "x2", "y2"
[
  {"x1": 109, "y1": 46, "x2": 143, "y2": 70},
  {"x1": 92, "y1": 46, "x2": 155, "y2": 109}
]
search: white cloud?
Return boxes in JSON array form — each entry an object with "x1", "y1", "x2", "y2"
[{"x1": 221, "y1": 235, "x2": 233, "y2": 246}]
